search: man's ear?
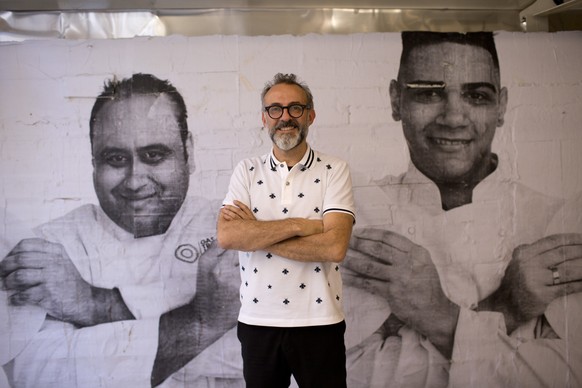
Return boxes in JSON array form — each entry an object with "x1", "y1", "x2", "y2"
[
  {"x1": 389, "y1": 79, "x2": 402, "y2": 122},
  {"x1": 185, "y1": 131, "x2": 196, "y2": 173},
  {"x1": 308, "y1": 108, "x2": 316, "y2": 125},
  {"x1": 497, "y1": 86, "x2": 508, "y2": 127}
]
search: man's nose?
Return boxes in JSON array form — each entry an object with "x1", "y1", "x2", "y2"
[
  {"x1": 123, "y1": 161, "x2": 150, "y2": 190},
  {"x1": 436, "y1": 93, "x2": 468, "y2": 128}
]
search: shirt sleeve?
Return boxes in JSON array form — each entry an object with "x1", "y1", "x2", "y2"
[
  {"x1": 118, "y1": 280, "x2": 196, "y2": 319},
  {"x1": 11, "y1": 318, "x2": 160, "y2": 387},
  {"x1": 323, "y1": 158, "x2": 356, "y2": 220},
  {"x1": 449, "y1": 307, "x2": 582, "y2": 387},
  {"x1": 222, "y1": 160, "x2": 252, "y2": 208},
  {"x1": 346, "y1": 325, "x2": 449, "y2": 388}
]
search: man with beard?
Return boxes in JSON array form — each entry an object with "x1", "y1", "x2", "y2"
[
  {"x1": 218, "y1": 73, "x2": 356, "y2": 388},
  {"x1": 0, "y1": 73, "x2": 240, "y2": 387},
  {"x1": 342, "y1": 32, "x2": 582, "y2": 387}
]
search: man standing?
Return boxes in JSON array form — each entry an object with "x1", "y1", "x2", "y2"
[
  {"x1": 343, "y1": 32, "x2": 582, "y2": 387},
  {"x1": 218, "y1": 73, "x2": 356, "y2": 388},
  {"x1": 0, "y1": 73, "x2": 239, "y2": 387}
]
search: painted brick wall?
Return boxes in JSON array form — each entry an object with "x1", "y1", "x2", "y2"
[{"x1": 1, "y1": 32, "x2": 580, "y2": 235}]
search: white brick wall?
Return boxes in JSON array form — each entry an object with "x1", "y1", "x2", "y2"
[{"x1": 1, "y1": 31, "x2": 581, "y2": 233}]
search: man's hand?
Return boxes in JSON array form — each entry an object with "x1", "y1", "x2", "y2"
[
  {"x1": 192, "y1": 240, "x2": 240, "y2": 332},
  {"x1": 151, "y1": 240, "x2": 240, "y2": 386},
  {"x1": 221, "y1": 200, "x2": 257, "y2": 221},
  {"x1": 343, "y1": 228, "x2": 459, "y2": 358},
  {"x1": 0, "y1": 238, "x2": 95, "y2": 324},
  {"x1": 482, "y1": 233, "x2": 582, "y2": 334},
  {"x1": 0, "y1": 238, "x2": 133, "y2": 327}
]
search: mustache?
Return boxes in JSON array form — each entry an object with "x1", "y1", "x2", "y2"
[{"x1": 275, "y1": 120, "x2": 298, "y2": 130}]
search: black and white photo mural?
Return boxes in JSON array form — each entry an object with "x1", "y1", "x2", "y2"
[{"x1": 1, "y1": 31, "x2": 581, "y2": 387}]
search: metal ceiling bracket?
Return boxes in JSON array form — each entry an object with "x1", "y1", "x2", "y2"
[
  {"x1": 520, "y1": 0, "x2": 554, "y2": 31},
  {"x1": 520, "y1": 0, "x2": 582, "y2": 31}
]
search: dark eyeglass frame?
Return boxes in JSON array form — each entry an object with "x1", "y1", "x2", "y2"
[{"x1": 263, "y1": 104, "x2": 311, "y2": 119}]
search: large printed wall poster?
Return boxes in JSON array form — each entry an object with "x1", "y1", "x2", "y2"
[{"x1": 1, "y1": 31, "x2": 581, "y2": 387}]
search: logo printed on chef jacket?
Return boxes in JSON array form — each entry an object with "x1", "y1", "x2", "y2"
[{"x1": 174, "y1": 237, "x2": 215, "y2": 263}]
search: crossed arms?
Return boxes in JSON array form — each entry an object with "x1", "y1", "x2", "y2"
[
  {"x1": 217, "y1": 199, "x2": 354, "y2": 263},
  {"x1": 344, "y1": 228, "x2": 582, "y2": 380},
  {"x1": 0, "y1": 238, "x2": 239, "y2": 387}
]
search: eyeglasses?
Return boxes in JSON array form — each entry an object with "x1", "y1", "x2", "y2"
[{"x1": 264, "y1": 104, "x2": 311, "y2": 119}]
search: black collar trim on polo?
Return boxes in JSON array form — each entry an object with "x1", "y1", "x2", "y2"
[
  {"x1": 269, "y1": 147, "x2": 315, "y2": 171},
  {"x1": 303, "y1": 148, "x2": 315, "y2": 169},
  {"x1": 269, "y1": 155, "x2": 277, "y2": 171}
]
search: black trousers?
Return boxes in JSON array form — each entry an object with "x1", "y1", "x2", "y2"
[{"x1": 237, "y1": 321, "x2": 347, "y2": 388}]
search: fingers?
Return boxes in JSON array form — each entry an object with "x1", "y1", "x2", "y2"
[
  {"x1": 519, "y1": 233, "x2": 582, "y2": 264},
  {"x1": 342, "y1": 248, "x2": 392, "y2": 282},
  {"x1": 0, "y1": 238, "x2": 66, "y2": 278},
  {"x1": 8, "y1": 238, "x2": 63, "y2": 256},
  {"x1": 233, "y1": 200, "x2": 256, "y2": 219},
  {"x1": 549, "y1": 257, "x2": 582, "y2": 285},
  {"x1": 0, "y1": 250, "x2": 49, "y2": 276},
  {"x1": 232, "y1": 200, "x2": 250, "y2": 211},
  {"x1": 558, "y1": 280, "x2": 582, "y2": 296},
  {"x1": 341, "y1": 269, "x2": 388, "y2": 296},
  {"x1": 0, "y1": 256, "x2": 17, "y2": 276},
  {"x1": 545, "y1": 243, "x2": 582, "y2": 268},
  {"x1": 220, "y1": 206, "x2": 241, "y2": 221},
  {"x1": 550, "y1": 280, "x2": 582, "y2": 301},
  {"x1": 2, "y1": 268, "x2": 42, "y2": 291},
  {"x1": 7, "y1": 284, "x2": 44, "y2": 307},
  {"x1": 221, "y1": 201, "x2": 256, "y2": 221},
  {"x1": 352, "y1": 228, "x2": 416, "y2": 255},
  {"x1": 350, "y1": 228, "x2": 416, "y2": 266}
]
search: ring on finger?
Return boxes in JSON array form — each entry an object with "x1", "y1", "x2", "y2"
[{"x1": 551, "y1": 267, "x2": 561, "y2": 286}]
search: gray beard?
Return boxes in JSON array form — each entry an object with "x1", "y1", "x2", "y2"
[
  {"x1": 270, "y1": 121, "x2": 308, "y2": 151},
  {"x1": 273, "y1": 131, "x2": 302, "y2": 151}
]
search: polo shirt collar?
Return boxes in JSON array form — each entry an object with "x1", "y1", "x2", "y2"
[{"x1": 269, "y1": 145, "x2": 316, "y2": 171}]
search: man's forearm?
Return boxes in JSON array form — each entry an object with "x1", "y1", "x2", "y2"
[
  {"x1": 72, "y1": 286, "x2": 135, "y2": 327},
  {"x1": 217, "y1": 217, "x2": 321, "y2": 252},
  {"x1": 151, "y1": 299, "x2": 237, "y2": 386},
  {"x1": 255, "y1": 212, "x2": 353, "y2": 263},
  {"x1": 419, "y1": 302, "x2": 459, "y2": 360},
  {"x1": 151, "y1": 304, "x2": 205, "y2": 386},
  {"x1": 476, "y1": 289, "x2": 520, "y2": 334},
  {"x1": 267, "y1": 229, "x2": 349, "y2": 263}
]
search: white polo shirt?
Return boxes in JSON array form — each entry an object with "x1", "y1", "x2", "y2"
[{"x1": 223, "y1": 145, "x2": 356, "y2": 327}]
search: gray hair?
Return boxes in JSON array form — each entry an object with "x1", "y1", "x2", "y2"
[{"x1": 260, "y1": 73, "x2": 314, "y2": 109}]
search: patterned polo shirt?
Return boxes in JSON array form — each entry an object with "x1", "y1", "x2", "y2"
[{"x1": 223, "y1": 145, "x2": 356, "y2": 327}]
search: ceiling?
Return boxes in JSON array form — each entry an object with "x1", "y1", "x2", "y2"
[
  {"x1": 0, "y1": 0, "x2": 540, "y2": 11},
  {"x1": 0, "y1": 0, "x2": 580, "y2": 40}
]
